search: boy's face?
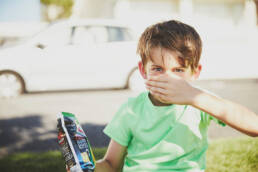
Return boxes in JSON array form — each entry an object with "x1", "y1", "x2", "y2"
[{"x1": 139, "y1": 47, "x2": 202, "y2": 82}]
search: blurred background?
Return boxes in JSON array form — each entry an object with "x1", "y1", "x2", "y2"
[{"x1": 0, "y1": 0, "x2": 258, "y2": 160}]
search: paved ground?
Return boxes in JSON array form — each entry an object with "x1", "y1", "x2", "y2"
[{"x1": 0, "y1": 78, "x2": 258, "y2": 157}]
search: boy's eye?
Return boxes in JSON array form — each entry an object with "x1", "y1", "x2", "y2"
[
  {"x1": 153, "y1": 67, "x2": 163, "y2": 72},
  {"x1": 174, "y1": 69, "x2": 184, "y2": 73}
]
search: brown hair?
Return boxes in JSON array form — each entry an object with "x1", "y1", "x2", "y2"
[{"x1": 137, "y1": 20, "x2": 202, "y2": 72}]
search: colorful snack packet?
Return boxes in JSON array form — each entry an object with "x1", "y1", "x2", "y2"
[{"x1": 57, "y1": 112, "x2": 96, "y2": 172}]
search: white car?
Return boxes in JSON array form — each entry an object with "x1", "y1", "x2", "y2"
[{"x1": 0, "y1": 19, "x2": 144, "y2": 98}]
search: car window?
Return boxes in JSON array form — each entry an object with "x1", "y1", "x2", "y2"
[
  {"x1": 72, "y1": 26, "x2": 95, "y2": 45},
  {"x1": 71, "y1": 25, "x2": 133, "y2": 45},
  {"x1": 87, "y1": 26, "x2": 108, "y2": 43},
  {"x1": 72, "y1": 26, "x2": 109, "y2": 45},
  {"x1": 107, "y1": 27, "x2": 133, "y2": 42}
]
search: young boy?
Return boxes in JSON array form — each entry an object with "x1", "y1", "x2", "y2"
[{"x1": 70, "y1": 20, "x2": 258, "y2": 172}]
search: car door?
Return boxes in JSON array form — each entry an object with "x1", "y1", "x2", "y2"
[{"x1": 28, "y1": 24, "x2": 77, "y2": 91}]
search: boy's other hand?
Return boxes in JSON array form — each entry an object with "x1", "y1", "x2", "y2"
[
  {"x1": 66, "y1": 165, "x2": 70, "y2": 172},
  {"x1": 145, "y1": 73, "x2": 201, "y2": 105}
]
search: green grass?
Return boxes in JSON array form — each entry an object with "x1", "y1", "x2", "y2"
[
  {"x1": 206, "y1": 137, "x2": 258, "y2": 172},
  {"x1": 0, "y1": 148, "x2": 107, "y2": 172},
  {"x1": 0, "y1": 138, "x2": 257, "y2": 172}
]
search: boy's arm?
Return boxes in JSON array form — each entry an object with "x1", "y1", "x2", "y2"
[
  {"x1": 190, "y1": 89, "x2": 258, "y2": 137},
  {"x1": 66, "y1": 139, "x2": 127, "y2": 172},
  {"x1": 95, "y1": 139, "x2": 127, "y2": 172},
  {"x1": 145, "y1": 74, "x2": 258, "y2": 137}
]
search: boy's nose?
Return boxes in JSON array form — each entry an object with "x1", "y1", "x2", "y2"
[{"x1": 165, "y1": 70, "x2": 173, "y2": 76}]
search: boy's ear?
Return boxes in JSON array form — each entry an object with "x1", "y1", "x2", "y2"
[
  {"x1": 138, "y1": 61, "x2": 147, "y2": 79},
  {"x1": 192, "y1": 64, "x2": 202, "y2": 80}
]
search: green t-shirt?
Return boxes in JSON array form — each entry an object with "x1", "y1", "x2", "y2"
[{"x1": 103, "y1": 91, "x2": 226, "y2": 172}]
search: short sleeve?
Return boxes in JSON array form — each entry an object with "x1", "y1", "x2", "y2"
[
  {"x1": 103, "y1": 102, "x2": 132, "y2": 147},
  {"x1": 201, "y1": 111, "x2": 227, "y2": 127}
]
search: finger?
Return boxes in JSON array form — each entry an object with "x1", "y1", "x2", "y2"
[
  {"x1": 150, "y1": 90, "x2": 169, "y2": 103},
  {"x1": 66, "y1": 165, "x2": 70, "y2": 172},
  {"x1": 148, "y1": 75, "x2": 168, "y2": 82},
  {"x1": 145, "y1": 80, "x2": 168, "y2": 89},
  {"x1": 146, "y1": 85, "x2": 168, "y2": 95}
]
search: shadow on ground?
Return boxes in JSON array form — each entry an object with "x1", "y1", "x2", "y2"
[{"x1": 0, "y1": 115, "x2": 110, "y2": 157}]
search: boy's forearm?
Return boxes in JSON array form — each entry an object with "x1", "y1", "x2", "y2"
[
  {"x1": 95, "y1": 159, "x2": 119, "y2": 172},
  {"x1": 191, "y1": 89, "x2": 258, "y2": 137}
]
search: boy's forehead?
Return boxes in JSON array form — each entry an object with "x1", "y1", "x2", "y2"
[{"x1": 149, "y1": 47, "x2": 183, "y2": 67}]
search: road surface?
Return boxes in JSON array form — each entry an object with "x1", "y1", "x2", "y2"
[{"x1": 0, "y1": 78, "x2": 258, "y2": 157}]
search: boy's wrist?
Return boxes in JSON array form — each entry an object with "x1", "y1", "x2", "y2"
[
  {"x1": 189, "y1": 88, "x2": 224, "y2": 119},
  {"x1": 188, "y1": 87, "x2": 205, "y2": 106}
]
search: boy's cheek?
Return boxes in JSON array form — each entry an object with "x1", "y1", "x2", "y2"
[{"x1": 146, "y1": 71, "x2": 160, "y2": 79}]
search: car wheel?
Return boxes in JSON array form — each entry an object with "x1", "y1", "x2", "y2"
[
  {"x1": 127, "y1": 67, "x2": 146, "y2": 92},
  {"x1": 0, "y1": 70, "x2": 25, "y2": 98}
]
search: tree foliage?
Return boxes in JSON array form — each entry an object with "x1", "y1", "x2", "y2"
[{"x1": 40, "y1": 0, "x2": 74, "y2": 20}]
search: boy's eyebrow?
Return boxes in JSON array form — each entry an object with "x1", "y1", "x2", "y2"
[
  {"x1": 151, "y1": 64, "x2": 185, "y2": 68},
  {"x1": 151, "y1": 65, "x2": 162, "y2": 67}
]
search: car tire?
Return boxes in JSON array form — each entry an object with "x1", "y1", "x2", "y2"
[
  {"x1": 0, "y1": 70, "x2": 26, "y2": 98},
  {"x1": 127, "y1": 67, "x2": 146, "y2": 92}
]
